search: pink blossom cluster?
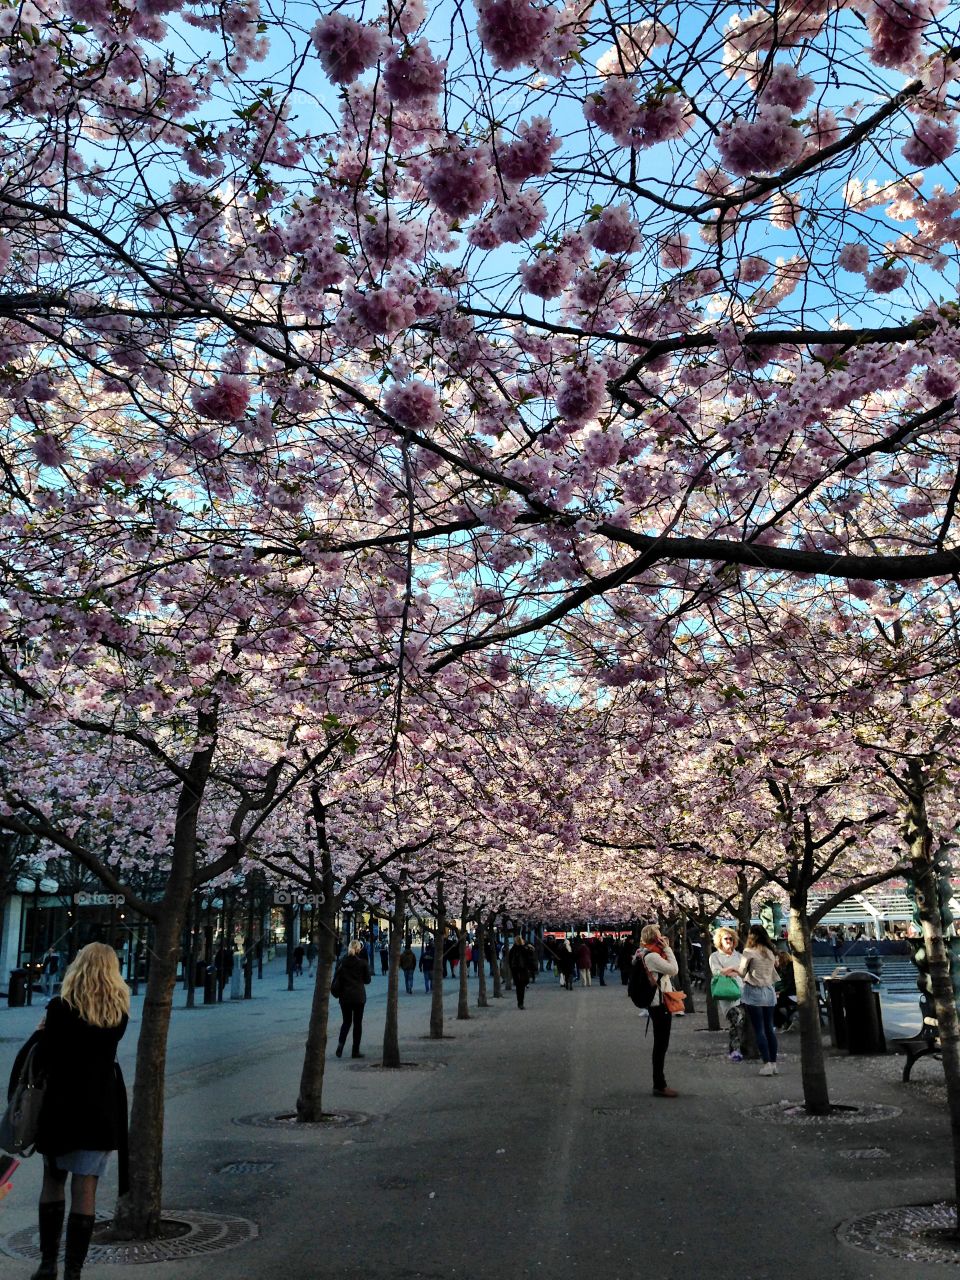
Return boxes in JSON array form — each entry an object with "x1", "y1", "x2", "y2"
[
  {"x1": 519, "y1": 250, "x2": 577, "y2": 298},
  {"x1": 587, "y1": 204, "x2": 641, "y2": 255},
  {"x1": 310, "y1": 14, "x2": 387, "y2": 84},
  {"x1": 345, "y1": 285, "x2": 417, "y2": 335},
  {"x1": 865, "y1": 263, "x2": 908, "y2": 293},
  {"x1": 191, "y1": 375, "x2": 251, "y2": 423},
  {"x1": 716, "y1": 105, "x2": 804, "y2": 176},
  {"x1": 383, "y1": 39, "x2": 444, "y2": 106},
  {"x1": 902, "y1": 116, "x2": 957, "y2": 167},
  {"x1": 584, "y1": 82, "x2": 690, "y2": 149},
  {"x1": 360, "y1": 216, "x2": 424, "y2": 264},
  {"x1": 865, "y1": 0, "x2": 932, "y2": 70},
  {"x1": 383, "y1": 379, "x2": 441, "y2": 430},
  {"x1": 475, "y1": 0, "x2": 557, "y2": 71},
  {"x1": 555, "y1": 361, "x2": 607, "y2": 424},
  {"x1": 423, "y1": 146, "x2": 495, "y2": 219},
  {"x1": 838, "y1": 242, "x2": 870, "y2": 273},
  {"x1": 469, "y1": 190, "x2": 547, "y2": 246},
  {"x1": 659, "y1": 233, "x2": 691, "y2": 269},
  {"x1": 760, "y1": 63, "x2": 815, "y2": 111},
  {"x1": 30, "y1": 432, "x2": 68, "y2": 469},
  {"x1": 497, "y1": 117, "x2": 560, "y2": 183}
]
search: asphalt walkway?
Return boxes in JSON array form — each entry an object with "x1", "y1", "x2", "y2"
[{"x1": 0, "y1": 965, "x2": 955, "y2": 1279}]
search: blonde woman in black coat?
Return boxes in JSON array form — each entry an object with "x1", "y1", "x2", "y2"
[{"x1": 10, "y1": 942, "x2": 129, "y2": 1279}]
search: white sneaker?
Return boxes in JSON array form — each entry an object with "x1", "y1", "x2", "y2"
[
  {"x1": 772, "y1": 1064, "x2": 779, "y2": 1074},
  {"x1": 759, "y1": 1063, "x2": 775, "y2": 1076}
]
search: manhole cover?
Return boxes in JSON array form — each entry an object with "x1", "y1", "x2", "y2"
[
  {"x1": 233, "y1": 1110, "x2": 373, "y2": 1129},
  {"x1": 838, "y1": 1148, "x2": 890, "y2": 1161},
  {"x1": 743, "y1": 1101, "x2": 901, "y2": 1125},
  {"x1": 839, "y1": 1202, "x2": 960, "y2": 1263},
  {"x1": 217, "y1": 1160, "x2": 278, "y2": 1174},
  {"x1": 1, "y1": 1211, "x2": 257, "y2": 1264}
]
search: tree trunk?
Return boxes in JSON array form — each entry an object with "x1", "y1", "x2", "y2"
[
  {"x1": 905, "y1": 763, "x2": 960, "y2": 1231},
  {"x1": 457, "y1": 895, "x2": 470, "y2": 1020},
  {"x1": 476, "y1": 915, "x2": 488, "y2": 1008},
  {"x1": 296, "y1": 895, "x2": 337, "y2": 1120},
  {"x1": 677, "y1": 913, "x2": 695, "y2": 1013},
  {"x1": 429, "y1": 885, "x2": 445, "y2": 1039},
  {"x1": 788, "y1": 899, "x2": 831, "y2": 1115},
  {"x1": 382, "y1": 887, "x2": 406, "y2": 1068},
  {"x1": 113, "y1": 744, "x2": 213, "y2": 1241}
]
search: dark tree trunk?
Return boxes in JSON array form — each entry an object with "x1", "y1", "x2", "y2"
[
  {"x1": 382, "y1": 886, "x2": 406, "y2": 1068},
  {"x1": 788, "y1": 896, "x2": 831, "y2": 1115},
  {"x1": 905, "y1": 762, "x2": 960, "y2": 1231},
  {"x1": 113, "y1": 747, "x2": 213, "y2": 1240},
  {"x1": 457, "y1": 893, "x2": 470, "y2": 1020},
  {"x1": 476, "y1": 915, "x2": 488, "y2": 1008},
  {"x1": 430, "y1": 882, "x2": 445, "y2": 1039},
  {"x1": 296, "y1": 894, "x2": 337, "y2": 1121}
]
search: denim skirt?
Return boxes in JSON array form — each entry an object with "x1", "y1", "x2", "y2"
[
  {"x1": 51, "y1": 1150, "x2": 111, "y2": 1176},
  {"x1": 741, "y1": 983, "x2": 776, "y2": 1008}
]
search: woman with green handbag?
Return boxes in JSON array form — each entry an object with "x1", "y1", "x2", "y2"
[{"x1": 709, "y1": 928, "x2": 745, "y2": 1061}]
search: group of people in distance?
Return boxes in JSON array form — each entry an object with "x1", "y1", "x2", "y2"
[{"x1": 708, "y1": 924, "x2": 785, "y2": 1076}]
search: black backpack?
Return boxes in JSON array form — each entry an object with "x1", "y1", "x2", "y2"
[{"x1": 627, "y1": 950, "x2": 660, "y2": 1009}]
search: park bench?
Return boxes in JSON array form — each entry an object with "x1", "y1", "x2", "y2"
[{"x1": 892, "y1": 1025, "x2": 941, "y2": 1081}]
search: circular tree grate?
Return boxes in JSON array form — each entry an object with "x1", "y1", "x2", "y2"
[
  {"x1": 233, "y1": 1109, "x2": 373, "y2": 1129},
  {"x1": 1, "y1": 1211, "x2": 257, "y2": 1266},
  {"x1": 838, "y1": 1202, "x2": 960, "y2": 1264},
  {"x1": 351, "y1": 1060, "x2": 446, "y2": 1072},
  {"x1": 742, "y1": 1100, "x2": 901, "y2": 1125}
]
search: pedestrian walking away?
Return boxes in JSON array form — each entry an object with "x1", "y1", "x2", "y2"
[
  {"x1": 508, "y1": 936, "x2": 536, "y2": 1009},
  {"x1": 41, "y1": 947, "x2": 61, "y2": 1000},
  {"x1": 8, "y1": 942, "x2": 130, "y2": 1280},
  {"x1": 420, "y1": 940, "x2": 435, "y2": 993},
  {"x1": 399, "y1": 942, "x2": 417, "y2": 994},
  {"x1": 636, "y1": 924, "x2": 680, "y2": 1098},
  {"x1": 740, "y1": 925, "x2": 779, "y2": 1075},
  {"x1": 293, "y1": 944, "x2": 305, "y2": 977},
  {"x1": 557, "y1": 940, "x2": 575, "y2": 990},
  {"x1": 709, "y1": 928, "x2": 745, "y2": 1061},
  {"x1": 334, "y1": 940, "x2": 372, "y2": 1059},
  {"x1": 576, "y1": 939, "x2": 592, "y2": 987},
  {"x1": 305, "y1": 939, "x2": 318, "y2": 977}
]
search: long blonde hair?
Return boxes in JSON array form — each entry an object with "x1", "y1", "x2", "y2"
[{"x1": 60, "y1": 942, "x2": 130, "y2": 1028}]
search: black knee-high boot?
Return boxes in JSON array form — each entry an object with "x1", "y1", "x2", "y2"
[
  {"x1": 63, "y1": 1213, "x2": 95, "y2": 1280},
  {"x1": 31, "y1": 1201, "x2": 65, "y2": 1279}
]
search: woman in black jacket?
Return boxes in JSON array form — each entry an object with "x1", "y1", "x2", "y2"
[
  {"x1": 334, "y1": 939, "x2": 372, "y2": 1059},
  {"x1": 10, "y1": 942, "x2": 129, "y2": 1279}
]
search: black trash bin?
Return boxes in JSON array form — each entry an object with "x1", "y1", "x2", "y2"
[
  {"x1": 8, "y1": 968, "x2": 27, "y2": 1007},
  {"x1": 840, "y1": 971, "x2": 886, "y2": 1053}
]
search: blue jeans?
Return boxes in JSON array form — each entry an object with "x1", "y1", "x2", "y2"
[
  {"x1": 744, "y1": 1003, "x2": 778, "y2": 1063},
  {"x1": 404, "y1": 970, "x2": 414, "y2": 993},
  {"x1": 423, "y1": 969, "x2": 433, "y2": 992}
]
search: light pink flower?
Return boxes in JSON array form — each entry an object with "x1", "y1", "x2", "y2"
[
  {"x1": 382, "y1": 39, "x2": 444, "y2": 106},
  {"x1": 311, "y1": 14, "x2": 387, "y2": 84},
  {"x1": 383, "y1": 379, "x2": 441, "y2": 429},
  {"x1": 475, "y1": 0, "x2": 557, "y2": 71},
  {"x1": 191, "y1": 375, "x2": 251, "y2": 422},
  {"x1": 902, "y1": 116, "x2": 957, "y2": 167},
  {"x1": 424, "y1": 147, "x2": 495, "y2": 218}
]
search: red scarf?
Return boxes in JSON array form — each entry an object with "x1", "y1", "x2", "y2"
[{"x1": 641, "y1": 939, "x2": 668, "y2": 962}]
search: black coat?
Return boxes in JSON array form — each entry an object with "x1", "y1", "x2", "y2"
[
  {"x1": 8, "y1": 998, "x2": 128, "y2": 1185},
  {"x1": 508, "y1": 944, "x2": 536, "y2": 982},
  {"x1": 336, "y1": 954, "x2": 371, "y2": 1005}
]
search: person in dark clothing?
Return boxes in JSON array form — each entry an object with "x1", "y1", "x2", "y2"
[
  {"x1": 557, "y1": 940, "x2": 575, "y2": 990},
  {"x1": 334, "y1": 940, "x2": 372, "y2": 1058},
  {"x1": 592, "y1": 935, "x2": 609, "y2": 985},
  {"x1": 618, "y1": 936, "x2": 636, "y2": 984},
  {"x1": 293, "y1": 944, "x2": 305, "y2": 977},
  {"x1": 508, "y1": 938, "x2": 536, "y2": 1008},
  {"x1": 399, "y1": 943, "x2": 417, "y2": 993},
  {"x1": 378, "y1": 940, "x2": 389, "y2": 975},
  {"x1": 9, "y1": 942, "x2": 129, "y2": 1280},
  {"x1": 420, "y1": 941, "x2": 435, "y2": 992}
]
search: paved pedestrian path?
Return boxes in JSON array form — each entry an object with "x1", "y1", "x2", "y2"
[{"x1": 0, "y1": 967, "x2": 955, "y2": 1279}]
